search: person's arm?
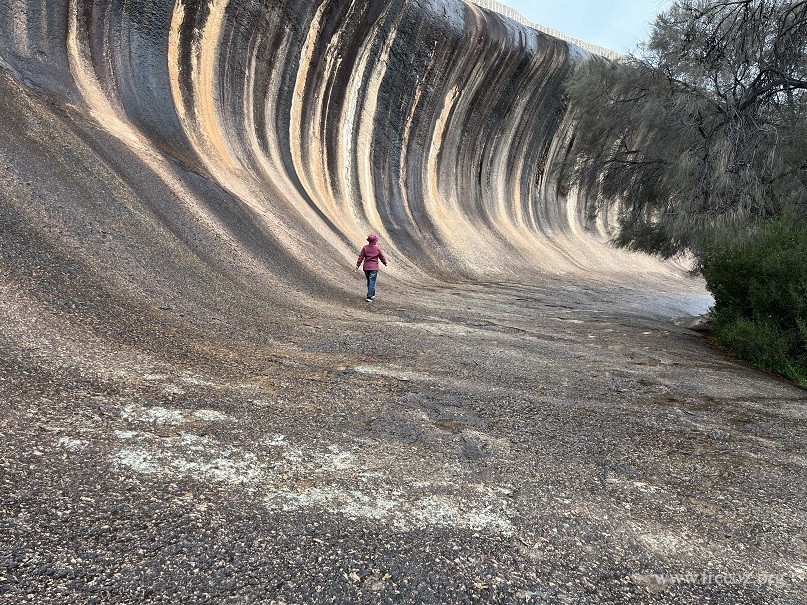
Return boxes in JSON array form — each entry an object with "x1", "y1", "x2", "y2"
[{"x1": 356, "y1": 247, "x2": 365, "y2": 269}]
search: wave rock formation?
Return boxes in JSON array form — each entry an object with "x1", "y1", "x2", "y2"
[
  {"x1": 8, "y1": 7, "x2": 807, "y2": 602},
  {"x1": 0, "y1": 0, "x2": 689, "y2": 313}
]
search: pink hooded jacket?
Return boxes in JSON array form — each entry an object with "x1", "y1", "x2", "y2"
[{"x1": 356, "y1": 233, "x2": 387, "y2": 271}]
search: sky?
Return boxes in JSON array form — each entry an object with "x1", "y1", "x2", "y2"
[{"x1": 495, "y1": 0, "x2": 673, "y2": 54}]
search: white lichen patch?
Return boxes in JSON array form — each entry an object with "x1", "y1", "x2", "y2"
[
  {"x1": 110, "y1": 429, "x2": 515, "y2": 534},
  {"x1": 57, "y1": 436, "x2": 89, "y2": 450},
  {"x1": 352, "y1": 364, "x2": 431, "y2": 383},
  {"x1": 250, "y1": 399, "x2": 275, "y2": 407},
  {"x1": 142, "y1": 374, "x2": 169, "y2": 381},
  {"x1": 113, "y1": 448, "x2": 160, "y2": 474},
  {"x1": 635, "y1": 529, "x2": 695, "y2": 556},
  {"x1": 409, "y1": 492, "x2": 513, "y2": 533},
  {"x1": 113, "y1": 444, "x2": 260, "y2": 484},
  {"x1": 121, "y1": 404, "x2": 185, "y2": 425},
  {"x1": 168, "y1": 453, "x2": 262, "y2": 484},
  {"x1": 324, "y1": 444, "x2": 353, "y2": 470},
  {"x1": 264, "y1": 481, "x2": 514, "y2": 533},
  {"x1": 161, "y1": 384, "x2": 186, "y2": 396},
  {"x1": 264, "y1": 434, "x2": 287, "y2": 447},
  {"x1": 180, "y1": 432, "x2": 216, "y2": 450},
  {"x1": 180, "y1": 372, "x2": 215, "y2": 387},
  {"x1": 266, "y1": 486, "x2": 402, "y2": 521},
  {"x1": 192, "y1": 409, "x2": 230, "y2": 422},
  {"x1": 120, "y1": 404, "x2": 232, "y2": 425},
  {"x1": 632, "y1": 481, "x2": 663, "y2": 493}
]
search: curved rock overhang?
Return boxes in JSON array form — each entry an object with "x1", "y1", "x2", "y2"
[{"x1": 0, "y1": 0, "x2": 684, "y2": 306}]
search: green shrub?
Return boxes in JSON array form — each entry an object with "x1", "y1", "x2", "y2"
[{"x1": 700, "y1": 211, "x2": 807, "y2": 386}]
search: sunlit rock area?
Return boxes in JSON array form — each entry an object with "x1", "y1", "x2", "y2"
[{"x1": 0, "y1": 1, "x2": 803, "y2": 603}]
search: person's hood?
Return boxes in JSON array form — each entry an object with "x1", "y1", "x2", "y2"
[{"x1": 367, "y1": 233, "x2": 378, "y2": 244}]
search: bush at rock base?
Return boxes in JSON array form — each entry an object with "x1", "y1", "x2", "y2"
[{"x1": 701, "y1": 210, "x2": 807, "y2": 386}]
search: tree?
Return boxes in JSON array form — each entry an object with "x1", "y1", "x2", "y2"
[{"x1": 562, "y1": 0, "x2": 807, "y2": 258}]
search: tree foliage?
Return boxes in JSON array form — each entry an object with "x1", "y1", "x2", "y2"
[
  {"x1": 562, "y1": 0, "x2": 807, "y2": 258},
  {"x1": 700, "y1": 210, "x2": 807, "y2": 384}
]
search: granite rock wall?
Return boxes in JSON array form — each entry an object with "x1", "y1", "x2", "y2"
[{"x1": 0, "y1": 0, "x2": 671, "y2": 296}]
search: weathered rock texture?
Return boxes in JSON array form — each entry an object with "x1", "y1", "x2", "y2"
[
  {"x1": 0, "y1": 0, "x2": 677, "y2": 286},
  {"x1": 1, "y1": 2, "x2": 804, "y2": 604}
]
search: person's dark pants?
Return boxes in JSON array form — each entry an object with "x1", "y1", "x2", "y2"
[{"x1": 364, "y1": 270, "x2": 378, "y2": 298}]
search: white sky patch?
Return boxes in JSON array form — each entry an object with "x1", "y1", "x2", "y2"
[{"x1": 490, "y1": 0, "x2": 672, "y2": 54}]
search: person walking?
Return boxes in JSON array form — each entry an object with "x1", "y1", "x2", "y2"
[{"x1": 355, "y1": 233, "x2": 387, "y2": 302}]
